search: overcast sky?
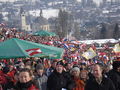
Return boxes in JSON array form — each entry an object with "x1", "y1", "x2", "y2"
[{"x1": 0, "y1": 0, "x2": 111, "y2": 5}]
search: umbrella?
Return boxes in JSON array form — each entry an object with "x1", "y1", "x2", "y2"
[
  {"x1": 33, "y1": 30, "x2": 57, "y2": 36},
  {"x1": 0, "y1": 38, "x2": 64, "y2": 59}
]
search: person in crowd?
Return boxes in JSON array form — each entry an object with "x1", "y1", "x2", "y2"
[
  {"x1": 14, "y1": 68, "x2": 38, "y2": 90},
  {"x1": 24, "y1": 64, "x2": 35, "y2": 79},
  {"x1": 79, "y1": 63, "x2": 86, "y2": 71},
  {"x1": 15, "y1": 61, "x2": 25, "y2": 71},
  {"x1": 24, "y1": 60, "x2": 32, "y2": 66},
  {"x1": 5, "y1": 62, "x2": 16, "y2": 89},
  {"x1": 80, "y1": 70, "x2": 88, "y2": 83},
  {"x1": 1, "y1": 66, "x2": 16, "y2": 90},
  {"x1": 64, "y1": 62, "x2": 76, "y2": 90},
  {"x1": 71, "y1": 67, "x2": 85, "y2": 90},
  {"x1": 13, "y1": 72, "x2": 19, "y2": 85},
  {"x1": 7, "y1": 63, "x2": 16, "y2": 81},
  {"x1": 0, "y1": 66, "x2": 9, "y2": 89},
  {"x1": 102, "y1": 64, "x2": 112, "y2": 77},
  {"x1": 25, "y1": 65, "x2": 32, "y2": 70},
  {"x1": 35, "y1": 64, "x2": 48, "y2": 90},
  {"x1": 85, "y1": 63, "x2": 115, "y2": 90},
  {"x1": 46, "y1": 60, "x2": 57, "y2": 76},
  {"x1": 86, "y1": 64, "x2": 94, "y2": 81},
  {"x1": 0, "y1": 63, "x2": 3, "y2": 72},
  {"x1": 65, "y1": 62, "x2": 73, "y2": 72},
  {"x1": 107, "y1": 61, "x2": 120, "y2": 90},
  {"x1": 47, "y1": 60, "x2": 75, "y2": 90}
]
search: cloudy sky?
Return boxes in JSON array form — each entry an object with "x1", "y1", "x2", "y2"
[
  {"x1": 0, "y1": 0, "x2": 111, "y2": 5},
  {"x1": 0, "y1": 0, "x2": 110, "y2": 2}
]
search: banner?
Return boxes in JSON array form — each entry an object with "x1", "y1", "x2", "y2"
[
  {"x1": 26, "y1": 48, "x2": 42, "y2": 56},
  {"x1": 113, "y1": 43, "x2": 120, "y2": 53},
  {"x1": 82, "y1": 48, "x2": 96, "y2": 60}
]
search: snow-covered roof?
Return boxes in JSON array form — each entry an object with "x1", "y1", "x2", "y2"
[{"x1": 71, "y1": 39, "x2": 118, "y2": 44}]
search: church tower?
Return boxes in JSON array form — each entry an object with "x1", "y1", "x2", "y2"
[
  {"x1": 21, "y1": 11, "x2": 26, "y2": 30},
  {"x1": 20, "y1": 8, "x2": 31, "y2": 31}
]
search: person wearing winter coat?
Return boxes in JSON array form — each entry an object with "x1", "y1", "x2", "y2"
[
  {"x1": 47, "y1": 60, "x2": 75, "y2": 90},
  {"x1": 14, "y1": 68, "x2": 38, "y2": 90},
  {"x1": 34, "y1": 64, "x2": 48, "y2": 90},
  {"x1": 0, "y1": 66, "x2": 15, "y2": 90},
  {"x1": 107, "y1": 61, "x2": 120, "y2": 90},
  {"x1": 70, "y1": 67, "x2": 85, "y2": 90},
  {"x1": 85, "y1": 63, "x2": 115, "y2": 90}
]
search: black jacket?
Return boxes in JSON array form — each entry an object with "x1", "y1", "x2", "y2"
[
  {"x1": 85, "y1": 76, "x2": 115, "y2": 90},
  {"x1": 47, "y1": 70, "x2": 75, "y2": 90},
  {"x1": 14, "y1": 80, "x2": 37, "y2": 90},
  {"x1": 107, "y1": 69, "x2": 120, "y2": 90}
]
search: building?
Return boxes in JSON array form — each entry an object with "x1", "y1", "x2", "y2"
[
  {"x1": 31, "y1": 10, "x2": 50, "y2": 31},
  {"x1": 20, "y1": 9, "x2": 31, "y2": 31}
]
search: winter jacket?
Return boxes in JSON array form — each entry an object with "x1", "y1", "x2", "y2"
[
  {"x1": 35, "y1": 74, "x2": 48, "y2": 90},
  {"x1": 0, "y1": 70, "x2": 16, "y2": 90},
  {"x1": 0, "y1": 71, "x2": 7, "y2": 85},
  {"x1": 47, "y1": 70, "x2": 75, "y2": 90},
  {"x1": 14, "y1": 80, "x2": 38, "y2": 90},
  {"x1": 73, "y1": 77, "x2": 85, "y2": 90},
  {"x1": 107, "y1": 69, "x2": 120, "y2": 90},
  {"x1": 85, "y1": 76, "x2": 115, "y2": 90}
]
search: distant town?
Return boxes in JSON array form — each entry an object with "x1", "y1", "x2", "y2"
[{"x1": 0, "y1": 0, "x2": 120, "y2": 40}]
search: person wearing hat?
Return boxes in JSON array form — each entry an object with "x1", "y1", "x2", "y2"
[
  {"x1": 107, "y1": 61, "x2": 120, "y2": 90},
  {"x1": 35, "y1": 64, "x2": 48, "y2": 90},
  {"x1": 47, "y1": 60, "x2": 75, "y2": 90},
  {"x1": 70, "y1": 67, "x2": 85, "y2": 90}
]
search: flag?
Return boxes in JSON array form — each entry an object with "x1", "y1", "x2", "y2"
[
  {"x1": 47, "y1": 41, "x2": 53, "y2": 45},
  {"x1": 113, "y1": 43, "x2": 120, "y2": 53},
  {"x1": 113, "y1": 43, "x2": 120, "y2": 56},
  {"x1": 82, "y1": 48, "x2": 96, "y2": 60},
  {"x1": 91, "y1": 44, "x2": 96, "y2": 50},
  {"x1": 63, "y1": 43, "x2": 69, "y2": 49},
  {"x1": 98, "y1": 52, "x2": 107, "y2": 56},
  {"x1": 25, "y1": 48, "x2": 42, "y2": 56},
  {"x1": 103, "y1": 44, "x2": 109, "y2": 49},
  {"x1": 62, "y1": 38, "x2": 68, "y2": 42},
  {"x1": 80, "y1": 43, "x2": 86, "y2": 50},
  {"x1": 70, "y1": 47, "x2": 76, "y2": 51}
]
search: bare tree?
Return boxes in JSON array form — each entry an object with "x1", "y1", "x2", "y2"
[
  {"x1": 55, "y1": 9, "x2": 69, "y2": 38},
  {"x1": 112, "y1": 23, "x2": 120, "y2": 40}
]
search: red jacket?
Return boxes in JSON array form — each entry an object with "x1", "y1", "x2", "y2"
[
  {"x1": 0, "y1": 71, "x2": 7, "y2": 85},
  {"x1": 28, "y1": 84, "x2": 39, "y2": 90},
  {"x1": 7, "y1": 69, "x2": 16, "y2": 82},
  {"x1": 73, "y1": 77, "x2": 85, "y2": 90}
]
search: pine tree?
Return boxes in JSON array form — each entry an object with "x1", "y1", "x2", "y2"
[
  {"x1": 113, "y1": 23, "x2": 119, "y2": 40},
  {"x1": 100, "y1": 23, "x2": 107, "y2": 39}
]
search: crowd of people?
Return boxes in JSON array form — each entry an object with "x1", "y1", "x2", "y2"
[
  {"x1": 0, "y1": 57, "x2": 120, "y2": 90},
  {"x1": 0, "y1": 25, "x2": 120, "y2": 90}
]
